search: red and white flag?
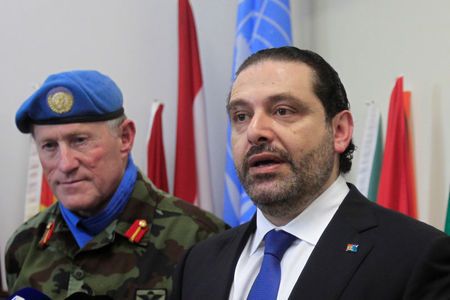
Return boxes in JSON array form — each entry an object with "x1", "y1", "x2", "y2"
[
  {"x1": 377, "y1": 77, "x2": 417, "y2": 218},
  {"x1": 174, "y1": 0, "x2": 214, "y2": 212},
  {"x1": 147, "y1": 101, "x2": 169, "y2": 192}
]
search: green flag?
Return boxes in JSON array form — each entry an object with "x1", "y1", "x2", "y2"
[
  {"x1": 445, "y1": 188, "x2": 450, "y2": 234},
  {"x1": 356, "y1": 102, "x2": 383, "y2": 202}
]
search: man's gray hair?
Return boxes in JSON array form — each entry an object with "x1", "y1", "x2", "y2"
[
  {"x1": 30, "y1": 114, "x2": 127, "y2": 137},
  {"x1": 106, "y1": 114, "x2": 127, "y2": 136}
]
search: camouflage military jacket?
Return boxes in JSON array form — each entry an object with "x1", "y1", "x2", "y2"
[{"x1": 5, "y1": 171, "x2": 227, "y2": 300}]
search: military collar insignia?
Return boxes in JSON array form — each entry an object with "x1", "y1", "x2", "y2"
[
  {"x1": 125, "y1": 219, "x2": 150, "y2": 243},
  {"x1": 47, "y1": 87, "x2": 74, "y2": 114},
  {"x1": 39, "y1": 221, "x2": 55, "y2": 248}
]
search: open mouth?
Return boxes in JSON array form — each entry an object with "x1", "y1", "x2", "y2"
[{"x1": 248, "y1": 153, "x2": 283, "y2": 169}]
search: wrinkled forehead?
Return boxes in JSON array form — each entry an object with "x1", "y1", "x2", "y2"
[{"x1": 31, "y1": 121, "x2": 111, "y2": 139}]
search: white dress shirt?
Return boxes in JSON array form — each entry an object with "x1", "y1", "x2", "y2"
[{"x1": 229, "y1": 175, "x2": 350, "y2": 300}]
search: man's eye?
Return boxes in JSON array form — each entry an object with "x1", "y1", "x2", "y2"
[
  {"x1": 237, "y1": 113, "x2": 247, "y2": 121},
  {"x1": 42, "y1": 143, "x2": 57, "y2": 151},
  {"x1": 233, "y1": 112, "x2": 249, "y2": 122},
  {"x1": 275, "y1": 107, "x2": 292, "y2": 116},
  {"x1": 73, "y1": 137, "x2": 87, "y2": 145}
]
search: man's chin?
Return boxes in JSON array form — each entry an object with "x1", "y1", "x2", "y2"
[
  {"x1": 60, "y1": 201, "x2": 89, "y2": 211},
  {"x1": 246, "y1": 171, "x2": 283, "y2": 184},
  {"x1": 246, "y1": 181, "x2": 284, "y2": 200},
  {"x1": 59, "y1": 196, "x2": 96, "y2": 213}
]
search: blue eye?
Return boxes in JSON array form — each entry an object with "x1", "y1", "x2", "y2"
[
  {"x1": 42, "y1": 142, "x2": 57, "y2": 152},
  {"x1": 72, "y1": 136, "x2": 88, "y2": 146}
]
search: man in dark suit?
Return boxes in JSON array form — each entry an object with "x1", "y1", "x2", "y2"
[
  {"x1": 404, "y1": 235, "x2": 450, "y2": 299},
  {"x1": 171, "y1": 47, "x2": 447, "y2": 300}
]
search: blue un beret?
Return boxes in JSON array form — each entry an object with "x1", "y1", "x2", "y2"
[{"x1": 16, "y1": 70, "x2": 124, "y2": 133}]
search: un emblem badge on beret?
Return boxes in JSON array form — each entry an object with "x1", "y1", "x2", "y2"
[{"x1": 47, "y1": 87, "x2": 74, "y2": 114}]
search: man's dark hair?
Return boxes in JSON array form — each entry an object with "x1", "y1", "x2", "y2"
[{"x1": 235, "y1": 46, "x2": 355, "y2": 173}]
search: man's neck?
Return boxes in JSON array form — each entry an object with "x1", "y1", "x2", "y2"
[{"x1": 261, "y1": 173, "x2": 341, "y2": 227}]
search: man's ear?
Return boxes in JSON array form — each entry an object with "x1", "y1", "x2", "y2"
[
  {"x1": 332, "y1": 110, "x2": 353, "y2": 154},
  {"x1": 119, "y1": 119, "x2": 136, "y2": 156}
]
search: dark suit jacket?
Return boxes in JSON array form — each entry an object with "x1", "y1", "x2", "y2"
[
  {"x1": 171, "y1": 184, "x2": 446, "y2": 300},
  {"x1": 404, "y1": 235, "x2": 450, "y2": 299}
]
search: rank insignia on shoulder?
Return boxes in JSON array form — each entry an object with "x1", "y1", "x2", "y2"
[
  {"x1": 125, "y1": 219, "x2": 150, "y2": 243},
  {"x1": 39, "y1": 221, "x2": 55, "y2": 248}
]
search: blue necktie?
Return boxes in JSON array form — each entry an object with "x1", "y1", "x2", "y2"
[{"x1": 247, "y1": 229, "x2": 297, "y2": 300}]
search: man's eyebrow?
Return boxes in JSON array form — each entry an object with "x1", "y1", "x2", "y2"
[
  {"x1": 35, "y1": 129, "x2": 90, "y2": 142},
  {"x1": 226, "y1": 93, "x2": 312, "y2": 114},
  {"x1": 267, "y1": 93, "x2": 312, "y2": 112},
  {"x1": 226, "y1": 99, "x2": 249, "y2": 113},
  {"x1": 267, "y1": 93, "x2": 300, "y2": 104}
]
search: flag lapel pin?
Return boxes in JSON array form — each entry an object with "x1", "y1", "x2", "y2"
[{"x1": 346, "y1": 243, "x2": 359, "y2": 253}]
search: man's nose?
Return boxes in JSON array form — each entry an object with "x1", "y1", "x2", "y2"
[
  {"x1": 57, "y1": 145, "x2": 79, "y2": 173},
  {"x1": 247, "y1": 112, "x2": 274, "y2": 145}
]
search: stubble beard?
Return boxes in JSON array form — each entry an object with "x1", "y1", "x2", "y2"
[{"x1": 236, "y1": 131, "x2": 335, "y2": 220}]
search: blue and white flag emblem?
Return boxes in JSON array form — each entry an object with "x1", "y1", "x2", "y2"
[{"x1": 223, "y1": 0, "x2": 292, "y2": 226}]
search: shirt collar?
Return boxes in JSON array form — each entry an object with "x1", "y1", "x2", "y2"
[{"x1": 250, "y1": 175, "x2": 349, "y2": 255}]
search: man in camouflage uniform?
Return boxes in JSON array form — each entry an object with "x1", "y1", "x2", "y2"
[{"x1": 5, "y1": 70, "x2": 227, "y2": 300}]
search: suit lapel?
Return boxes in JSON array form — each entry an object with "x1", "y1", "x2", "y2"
[
  {"x1": 289, "y1": 185, "x2": 378, "y2": 299},
  {"x1": 210, "y1": 218, "x2": 256, "y2": 300}
]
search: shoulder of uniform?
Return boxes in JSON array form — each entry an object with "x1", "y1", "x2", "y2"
[
  {"x1": 133, "y1": 171, "x2": 229, "y2": 233},
  {"x1": 6, "y1": 204, "x2": 58, "y2": 252},
  {"x1": 132, "y1": 171, "x2": 190, "y2": 213},
  {"x1": 155, "y1": 195, "x2": 230, "y2": 239}
]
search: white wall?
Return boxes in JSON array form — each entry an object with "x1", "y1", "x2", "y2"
[
  {"x1": 0, "y1": 0, "x2": 449, "y2": 290},
  {"x1": 303, "y1": 0, "x2": 450, "y2": 229}
]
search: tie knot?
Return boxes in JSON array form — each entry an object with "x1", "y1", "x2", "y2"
[{"x1": 263, "y1": 229, "x2": 297, "y2": 260}]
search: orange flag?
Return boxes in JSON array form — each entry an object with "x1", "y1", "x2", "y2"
[
  {"x1": 40, "y1": 176, "x2": 56, "y2": 210},
  {"x1": 377, "y1": 77, "x2": 417, "y2": 218}
]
